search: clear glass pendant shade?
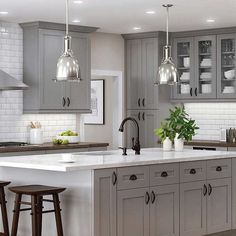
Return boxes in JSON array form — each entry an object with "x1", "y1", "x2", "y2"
[
  {"x1": 155, "y1": 4, "x2": 178, "y2": 85},
  {"x1": 55, "y1": 0, "x2": 81, "y2": 82}
]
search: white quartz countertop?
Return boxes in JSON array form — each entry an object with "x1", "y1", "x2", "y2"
[{"x1": 0, "y1": 148, "x2": 236, "y2": 172}]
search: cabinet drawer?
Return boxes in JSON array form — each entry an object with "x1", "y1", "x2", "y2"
[
  {"x1": 180, "y1": 161, "x2": 206, "y2": 183},
  {"x1": 117, "y1": 166, "x2": 149, "y2": 190},
  {"x1": 150, "y1": 163, "x2": 179, "y2": 186},
  {"x1": 207, "y1": 159, "x2": 231, "y2": 179}
]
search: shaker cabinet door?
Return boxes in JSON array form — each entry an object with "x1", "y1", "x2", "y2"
[
  {"x1": 117, "y1": 188, "x2": 150, "y2": 236},
  {"x1": 142, "y1": 38, "x2": 159, "y2": 109},
  {"x1": 94, "y1": 169, "x2": 117, "y2": 236},
  {"x1": 39, "y1": 29, "x2": 66, "y2": 110},
  {"x1": 66, "y1": 32, "x2": 91, "y2": 111},
  {"x1": 180, "y1": 181, "x2": 207, "y2": 236},
  {"x1": 126, "y1": 39, "x2": 143, "y2": 110},
  {"x1": 150, "y1": 184, "x2": 179, "y2": 236},
  {"x1": 207, "y1": 178, "x2": 232, "y2": 234}
]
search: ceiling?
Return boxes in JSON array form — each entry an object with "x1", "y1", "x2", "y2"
[{"x1": 1, "y1": 0, "x2": 236, "y2": 34}]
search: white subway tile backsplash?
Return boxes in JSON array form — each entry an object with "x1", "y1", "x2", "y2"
[
  {"x1": 185, "y1": 103, "x2": 236, "y2": 141},
  {"x1": 0, "y1": 21, "x2": 77, "y2": 143}
]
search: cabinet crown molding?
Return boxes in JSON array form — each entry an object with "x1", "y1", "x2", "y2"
[{"x1": 20, "y1": 21, "x2": 99, "y2": 34}]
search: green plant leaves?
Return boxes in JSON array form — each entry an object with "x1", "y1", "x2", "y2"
[{"x1": 154, "y1": 106, "x2": 199, "y2": 142}]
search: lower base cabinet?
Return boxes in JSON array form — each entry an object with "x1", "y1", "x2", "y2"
[
  {"x1": 117, "y1": 188, "x2": 150, "y2": 236},
  {"x1": 180, "y1": 179, "x2": 231, "y2": 236},
  {"x1": 150, "y1": 184, "x2": 179, "y2": 236}
]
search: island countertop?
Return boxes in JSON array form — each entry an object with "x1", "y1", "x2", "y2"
[{"x1": 0, "y1": 148, "x2": 236, "y2": 172}]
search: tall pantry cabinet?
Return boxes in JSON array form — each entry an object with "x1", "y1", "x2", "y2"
[{"x1": 123, "y1": 32, "x2": 172, "y2": 148}]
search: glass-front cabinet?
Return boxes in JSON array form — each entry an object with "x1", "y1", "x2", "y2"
[
  {"x1": 217, "y1": 34, "x2": 236, "y2": 98},
  {"x1": 195, "y1": 35, "x2": 217, "y2": 99},
  {"x1": 172, "y1": 37, "x2": 194, "y2": 99},
  {"x1": 172, "y1": 35, "x2": 217, "y2": 100}
]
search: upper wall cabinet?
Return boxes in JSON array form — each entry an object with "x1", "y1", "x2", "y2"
[
  {"x1": 172, "y1": 35, "x2": 217, "y2": 101},
  {"x1": 21, "y1": 21, "x2": 97, "y2": 113},
  {"x1": 217, "y1": 34, "x2": 236, "y2": 99},
  {"x1": 125, "y1": 34, "x2": 164, "y2": 110}
]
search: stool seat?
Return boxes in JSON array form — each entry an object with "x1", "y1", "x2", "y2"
[
  {"x1": 0, "y1": 181, "x2": 11, "y2": 187},
  {"x1": 9, "y1": 185, "x2": 66, "y2": 195}
]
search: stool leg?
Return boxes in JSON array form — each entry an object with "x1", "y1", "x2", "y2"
[
  {"x1": 31, "y1": 195, "x2": 38, "y2": 236},
  {"x1": 0, "y1": 187, "x2": 9, "y2": 236},
  {"x1": 53, "y1": 194, "x2": 63, "y2": 236},
  {"x1": 37, "y1": 196, "x2": 42, "y2": 236},
  {"x1": 11, "y1": 193, "x2": 22, "y2": 236}
]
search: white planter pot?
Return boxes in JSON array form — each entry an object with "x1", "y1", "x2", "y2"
[
  {"x1": 163, "y1": 137, "x2": 172, "y2": 151},
  {"x1": 174, "y1": 135, "x2": 184, "y2": 152}
]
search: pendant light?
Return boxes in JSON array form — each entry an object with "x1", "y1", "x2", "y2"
[
  {"x1": 155, "y1": 4, "x2": 178, "y2": 85},
  {"x1": 55, "y1": 0, "x2": 81, "y2": 82}
]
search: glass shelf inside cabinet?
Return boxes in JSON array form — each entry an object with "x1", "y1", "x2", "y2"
[
  {"x1": 198, "y1": 40, "x2": 213, "y2": 95},
  {"x1": 221, "y1": 38, "x2": 235, "y2": 95},
  {"x1": 177, "y1": 42, "x2": 190, "y2": 95}
]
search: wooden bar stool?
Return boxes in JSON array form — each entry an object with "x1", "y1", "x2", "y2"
[
  {"x1": 9, "y1": 185, "x2": 66, "y2": 236},
  {"x1": 0, "y1": 181, "x2": 11, "y2": 236}
]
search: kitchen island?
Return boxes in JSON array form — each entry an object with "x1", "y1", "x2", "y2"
[{"x1": 0, "y1": 148, "x2": 236, "y2": 236}]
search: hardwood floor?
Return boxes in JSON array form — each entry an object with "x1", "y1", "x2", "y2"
[{"x1": 206, "y1": 230, "x2": 236, "y2": 236}]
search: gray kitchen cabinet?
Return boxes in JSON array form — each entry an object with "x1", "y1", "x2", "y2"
[
  {"x1": 126, "y1": 39, "x2": 142, "y2": 110},
  {"x1": 21, "y1": 21, "x2": 97, "y2": 113},
  {"x1": 217, "y1": 34, "x2": 236, "y2": 99},
  {"x1": 180, "y1": 181, "x2": 207, "y2": 236},
  {"x1": 207, "y1": 178, "x2": 232, "y2": 234},
  {"x1": 150, "y1": 184, "x2": 179, "y2": 236},
  {"x1": 194, "y1": 35, "x2": 217, "y2": 99},
  {"x1": 126, "y1": 110, "x2": 159, "y2": 148},
  {"x1": 117, "y1": 188, "x2": 150, "y2": 236},
  {"x1": 125, "y1": 36, "x2": 163, "y2": 110},
  {"x1": 172, "y1": 35, "x2": 217, "y2": 101},
  {"x1": 172, "y1": 37, "x2": 195, "y2": 100},
  {"x1": 94, "y1": 169, "x2": 117, "y2": 236}
]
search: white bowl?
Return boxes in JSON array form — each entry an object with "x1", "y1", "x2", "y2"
[
  {"x1": 56, "y1": 135, "x2": 80, "y2": 143},
  {"x1": 224, "y1": 70, "x2": 235, "y2": 79}
]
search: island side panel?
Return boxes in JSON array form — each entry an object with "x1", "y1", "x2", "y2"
[
  {"x1": 232, "y1": 159, "x2": 236, "y2": 229},
  {"x1": 0, "y1": 167, "x2": 93, "y2": 236}
]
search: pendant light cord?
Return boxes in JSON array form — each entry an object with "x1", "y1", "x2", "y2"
[{"x1": 66, "y1": 0, "x2": 69, "y2": 36}]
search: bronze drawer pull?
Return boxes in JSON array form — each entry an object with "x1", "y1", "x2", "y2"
[
  {"x1": 129, "y1": 175, "x2": 137, "y2": 181},
  {"x1": 190, "y1": 169, "x2": 196, "y2": 175},
  {"x1": 161, "y1": 171, "x2": 168, "y2": 178},
  {"x1": 216, "y1": 166, "x2": 222, "y2": 172}
]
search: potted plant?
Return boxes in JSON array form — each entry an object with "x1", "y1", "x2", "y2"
[
  {"x1": 154, "y1": 122, "x2": 174, "y2": 151},
  {"x1": 167, "y1": 106, "x2": 199, "y2": 151}
]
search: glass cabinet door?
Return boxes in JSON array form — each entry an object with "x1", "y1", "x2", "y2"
[
  {"x1": 217, "y1": 34, "x2": 236, "y2": 98},
  {"x1": 195, "y1": 35, "x2": 217, "y2": 99},
  {"x1": 172, "y1": 37, "x2": 195, "y2": 100}
]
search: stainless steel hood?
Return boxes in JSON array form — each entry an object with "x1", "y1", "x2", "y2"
[{"x1": 0, "y1": 70, "x2": 28, "y2": 90}]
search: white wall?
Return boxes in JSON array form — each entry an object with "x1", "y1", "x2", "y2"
[
  {"x1": 0, "y1": 21, "x2": 76, "y2": 142},
  {"x1": 185, "y1": 103, "x2": 236, "y2": 141},
  {"x1": 81, "y1": 32, "x2": 125, "y2": 148}
]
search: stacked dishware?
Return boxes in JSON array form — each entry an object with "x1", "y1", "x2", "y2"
[
  {"x1": 201, "y1": 84, "x2": 212, "y2": 94},
  {"x1": 200, "y1": 58, "x2": 212, "y2": 67},
  {"x1": 200, "y1": 72, "x2": 212, "y2": 80},
  {"x1": 222, "y1": 86, "x2": 235, "y2": 94},
  {"x1": 183, "y1": 57, "x2": 190, "y2": 68},
  {"x1": 180, "y1": 84, "x2": 190, "y2": 94},
  {"x1": 180, "y1": 72, "x2": 190, "y2": 82},
  {"x1": 224, "y1": 69, "x2": 235, "y2": 80}
]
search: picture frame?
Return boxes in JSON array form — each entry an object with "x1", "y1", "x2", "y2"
[{"x1": 84, "y1": 79, "x2": 105, "y2": 125}]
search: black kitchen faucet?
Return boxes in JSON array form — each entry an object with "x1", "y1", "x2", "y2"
[{"x1": 119, "y1": 117, "x2": 141, "y2": 155}]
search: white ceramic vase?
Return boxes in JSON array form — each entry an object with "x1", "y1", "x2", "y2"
[
  {"x1": 163, "y1": 137, "x2": 172, "y2": 151},
  {"x1": 174, "y1": 134, "x2": 184, "y2": 152}
]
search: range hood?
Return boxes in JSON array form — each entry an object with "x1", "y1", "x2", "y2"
[{"x1": 0, "y1": 70, "x2": 28, "y2": 90}]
